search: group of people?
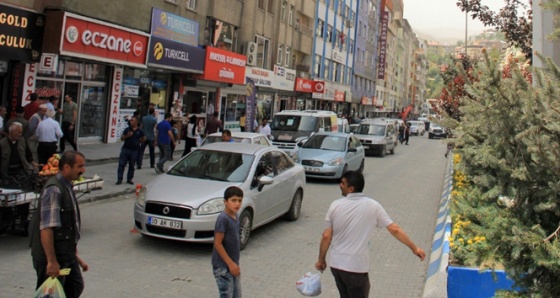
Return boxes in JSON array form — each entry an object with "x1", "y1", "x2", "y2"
[{"x1": 0, "y1": 93, "x2": 79, "y2": 181}]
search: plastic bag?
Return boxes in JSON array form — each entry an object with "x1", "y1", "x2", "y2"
[
  {"x1": 33, "y1": 277, "x2": 66, "y2": 298},
  {"x1": 296, "y1": 271, "x2": 321, "y2": 296}
]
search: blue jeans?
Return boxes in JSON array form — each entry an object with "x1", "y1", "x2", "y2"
[
  {"x1": 138, "y1": 139, "x2": 155, "y2": 167},
  {"x1": 118, "y1": 148, "x2": 138, "y2": 181},
  {"x1": 157, "y1": 143, "x2": 171, "y2": 170},
  {"x1": 213, "y1": 267, "x2": 241, "y2": 298}
]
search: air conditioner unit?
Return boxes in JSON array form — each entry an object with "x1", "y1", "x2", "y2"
[
  {"x1": 345, "y1": 19, "x2": 353, "y2": 28},
  {"x1": 244, "y1": 41, "x2": 258, "y2": 66}
]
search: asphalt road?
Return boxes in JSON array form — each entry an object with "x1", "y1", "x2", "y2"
[{"x1": 0, "y1": 135, "x2": 449, "y2": 297}]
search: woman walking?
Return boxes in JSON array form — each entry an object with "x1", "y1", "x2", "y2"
[{"x1": 182, "y1": 115, "x2": 199, "y2": 157}]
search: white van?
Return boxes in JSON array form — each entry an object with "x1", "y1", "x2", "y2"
[
  {"x1": 270, "y1": 110, "x2": 338, "y2": 153},
  {"x1": 354, "y1": 118, "x2": 398, "y2": 157}
]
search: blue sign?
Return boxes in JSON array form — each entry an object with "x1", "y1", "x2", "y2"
[
  {"x1": 151, "y1": 8, "x2": 199, "y2": 46},
  {"x1": 148, "y1": 36, "x2": 205, "y2": 73},
  {"x1": 245, "y1": 78, "x2": 257, "y2": 132}
]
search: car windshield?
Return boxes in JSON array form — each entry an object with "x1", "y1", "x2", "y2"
[
  {"x1": 303, "y1": 135, "x2": 346, "y2": 151},
  {"x1": 202, "y1": 136, "x2": 251, "y2": 146},
  {"x1": 167, "y1": 150, "x2": 255, "y2": 182},
  {"x1": 357, "y1": 124, "x2": 385, "y2": 136},
  {"x1": 431, "y1": 123, "x2": 442, "y2": 129},
  {"x1": 349, "y1": 125, "x2": 359, "y2": 133},
  {"x1": 271, "y1": 115, "x2": 317, "y2": 132}
]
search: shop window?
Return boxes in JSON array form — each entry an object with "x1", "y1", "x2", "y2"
[{"x1": 84, "y1": 64, "x2": 107, "y2": 82}]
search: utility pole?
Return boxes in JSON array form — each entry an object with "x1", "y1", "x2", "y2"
[{"x1": 464, "y1": 9, "x2": 468, "y2": 57}]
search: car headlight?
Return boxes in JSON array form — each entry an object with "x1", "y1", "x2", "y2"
[
  {"x1": 269, "y1": 135, "x2": 274, "y2": 140},
  {"x1": 197, "y1": 198, "x2": 225, "y2": 215},
  {"x1": 136, "y1": 186, "x2": 147, "y2": 207},
  {"x1": 290, "y1": 151, "x2": 299, "y2": 162},
  {"x1": 328, "y1": 157, "x2": 344, "y2": 166}
]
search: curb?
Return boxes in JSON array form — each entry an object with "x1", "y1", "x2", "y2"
[
  {"x1": 77, "y1": 188, "x2": 135, "y2": 204},
  {"x1": 423, "y1": 155, "x2": 453, "y2": 298}
]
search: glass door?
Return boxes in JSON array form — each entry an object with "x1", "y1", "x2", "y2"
[{"x1": 79, "y1": 85, "x2": 106, "y2": 140}]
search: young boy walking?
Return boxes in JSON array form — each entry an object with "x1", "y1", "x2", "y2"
[{"x1": 212, "y1": 186, "x2": 243, "y2": 298}]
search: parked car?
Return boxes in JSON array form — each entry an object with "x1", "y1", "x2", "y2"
[
  {"x1": 349, "y1": 124, "x2": 360, "y2": 134},
  {"x1": 199, "y1": 132, "x2": 272, "y2": 147},
  {"x1": 295, "y1": 132, "x2": 365, "y2": 179},
  {"x1": 134, "y1": 143, "x2": 306, "y2": 249},
  {"x1": 355, "y1": 119, "x2": 398, "y2": 157},
  {"x1": 408, "y1": 120, "x2": 426, "y2": 136},
  {"x1": 428, "y1": 123, "x2": 447, "y2": 139}
]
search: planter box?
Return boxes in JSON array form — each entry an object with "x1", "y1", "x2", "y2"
[{"x1": 448, "y1": 266, "x2": 516, "y2": 298}]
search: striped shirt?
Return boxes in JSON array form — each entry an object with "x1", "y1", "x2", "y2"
[{"x1": 39, "y1": 173, "x2": 81, "y2": 242}]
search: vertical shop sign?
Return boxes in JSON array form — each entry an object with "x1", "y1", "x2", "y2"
[
  {"x1": 9, "y1": 63, "x2": 25, "y2": 118},
  {"x1": 108, "y1": 66, "x2": 123, "y2": 143},
  {"x1": 377, "y1": 11, "x2": 389, "y2": 80},
  {"x1": 246, "y1": 78, "x2": 257, "y2": 132},
  {"x1": 22, "y1": 63, "x2": 36, "y2": 106}
]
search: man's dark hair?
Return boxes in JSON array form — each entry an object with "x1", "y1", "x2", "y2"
[
  {"x1": 222, "y1": 129, "x2": 232, "y2": 137},
  {"x1": 341, "y1": 171, "x2": 365, "y2": 192},
  {"x1": 148, "y1": 108, "x2": 155, "y2": 115},
  {"x1": 213, "y1": 111, "x2": 219, "y2": 117},
  {"x1": 59, "y1": 151, "x2": 85, "y2": 169},
  {"x1": 15, "y1": 106, "x2": 24, "y2": 114},
  {"x1": 48, "y1": 95, "x2": 57, "y2": 103},
  {"x1": 165, "y1": 112, "x2": 173, "y2": 119},
  {"x1": 30, "y1": 93, "x2": 38, "y2": 101},
  {"x1": 224, "y1": 186, "x2": 243, "y2": 200}
]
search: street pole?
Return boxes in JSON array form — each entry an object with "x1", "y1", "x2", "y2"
[{"x1": 465, "y1": 10, "x2": 468, "y2": 57}]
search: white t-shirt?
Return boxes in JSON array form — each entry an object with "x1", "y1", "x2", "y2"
[
  {"x1": 259, "y1": 124, "x2": 271, "y2": 136},
  {"x1": 325, "y1": 193, "x2": 393, "y2": 273}
]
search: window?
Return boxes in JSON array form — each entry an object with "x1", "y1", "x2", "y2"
[
  {"x1": 285, "y1": 47, "x2": 291, "y2": 67},
  {"x1": 314, "y1": 55, "x2": 321, "y2": 78},
  {"x1": 281, "y1": 0, "x2": 286, "y2": 21},
  {"x1": 258, "y1": 0, "x2": 265, "y2": 10},
  {"x1": 349, "y1": 39, "x2": 354, "y2": 53},
  {"x1": 267, "y1": 0, "x2": 274, "y2": 14},
  {"x1": 316, "y1": 20, "x2": 324, "y2": 38},
  {"x1": 255, "y1": 35, "x2": 270, "y2": 68},
  {"x1": 324, "y1": 59, "x2": 330, "y2": 80},
  {"x1": 334, "y1": 30, "x2": 340, "y2": 47},
  {"x1": 333, "y1": 62, "x2": 340, "y2": 82},
  {"x1": 277, "y1": 44, "x2": 284, "y2": 65},
  {"x1": 185, "y1": 0, "x2": 196, "y2": 10},
  {"x1": 252, "y1": 153, "x2": 274, "y2": 188},
  {"x1": 327, "y1": 25, "x2": 333, "y2": 42},
  {"x1": 289, "y1": 5, "x2": 294, "y2": 25},
  {"x1": 272, "y1": 151, "x2": 293, "y2": 174}
]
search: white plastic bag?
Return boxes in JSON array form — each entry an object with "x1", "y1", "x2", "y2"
[{"x1": 296, "y1": 271, "x2": 321, "y2": 296}]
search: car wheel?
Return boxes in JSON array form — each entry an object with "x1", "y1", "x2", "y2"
[
  {"x1": 379, "y1": 146, "x2": 386, "y2": 157},
  {"x1": 358, "y1": 160, "x2": 365, "y2": 173},
  {"x1": 284, "y1": 189, "x2": 303, "y2": 221},
  {"x1": 239, "y1": 210, "x2": 252, "y2": 250}
]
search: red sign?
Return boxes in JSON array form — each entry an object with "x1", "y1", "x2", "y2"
[
  {"x1": 60, "y1": 13, "x2": 149, "y2": 68},
  {"x1": 202, "y1": 47, "x2": 246, "y2": 85},
  {"x1": 295, "y1": 78, "x2": 324, "y2": 93},
  {"x1": 361, "y1": 96, "x2": 373, "y2": 105},
  {"x1": 334, "y1": 90, "x2": 345, "y2": 102}
]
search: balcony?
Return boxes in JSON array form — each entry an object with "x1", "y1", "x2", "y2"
[{"x1": 294, "y1": 24, "x2": 313, "y2": 53}]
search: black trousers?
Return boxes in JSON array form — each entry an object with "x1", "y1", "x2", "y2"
[
  {"x1": 38, "y1": 142, "x2": 58, "y2": 165},
  {"x1": 331, "y1": 267, "x2": 370, "y2": 298},
  {"x1": 61, "y1": 121, "x2": 78, "y2": 152},
  {"x1": 182, "y1": 137, "x2": 197, "y2": 157},
  {"x1": 33, "y1": 258, "x2": 84, "y2": 298}
]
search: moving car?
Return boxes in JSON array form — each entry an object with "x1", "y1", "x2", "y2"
[
  {"x1": 408, "y1": 120, "x2": 426, "y2": 136},
  {"x1": 134, "y1": 143, "x2": 306, "y2": 249},
  {"x1": 295, "y1": 132, "x2": 365, "y2": 179},
  {"x1": 199, "y1": 132, "x2": 272, "y2": 147},
  {"x1": 355, "y1": 119, "x2": 398, "y2": 157},
  {"x1": 428, "y1": 123, "x2": 447, "y2": 139}
]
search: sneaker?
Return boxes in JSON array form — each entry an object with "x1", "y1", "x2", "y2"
[
  {"x1": 137, "y1": 166, "x2": 142, "y2": 170},
  {"x1": 127, "y1": 180, "x2": 134, "y2": 185},
  {"x1": 150, "y1": 165, "x2": 155, "y2": 168},
  {"x1": 116, "y1": 180, "x2": 122, "y2": 185},
  {"x1": 154, "y1": 167, "x2": 162, "y2": 174}
]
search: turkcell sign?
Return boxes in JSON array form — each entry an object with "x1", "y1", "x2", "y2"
[
  {"x1": 148, "y1": 36, "x2": 204, "y2": 73},
  {"x1": 151, "y1": 8, "x2": 198, "y2": 46}
]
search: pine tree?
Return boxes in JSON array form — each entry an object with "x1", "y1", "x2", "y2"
[{"x1": 450, "y1": 50, "x2": 560, "y2": 296}]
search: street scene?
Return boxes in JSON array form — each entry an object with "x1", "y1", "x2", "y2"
[{"x1": 0, "y1": 136, "x2": 448, "y2": 297}]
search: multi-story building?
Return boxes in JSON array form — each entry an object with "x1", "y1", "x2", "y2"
[
  {"x1": 352, "y1": 0, "x2": 380, "y2": 118},
  {"x1": 309, "y1": 0, "x2": 356, "y2": 115}
]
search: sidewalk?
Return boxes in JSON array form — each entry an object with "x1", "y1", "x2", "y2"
[{"x1": 75, "y1": 141, "x2": 182, "y2": 203}]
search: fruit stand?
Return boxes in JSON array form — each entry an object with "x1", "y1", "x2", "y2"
[{"x1": 0, "y1": 154, "x2": 104, "y2": 236}]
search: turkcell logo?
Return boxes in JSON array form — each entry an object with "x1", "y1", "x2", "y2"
[{"x1": 151, "y1": 8, "x2": 198, "y2": 46}]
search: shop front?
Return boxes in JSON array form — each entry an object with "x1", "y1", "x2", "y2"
[
  {"x1": 0, "y1": 3, "x2": 44, "y2": 116},
  {"x1": 312, "y1": 80, "x2": 334, "y2": 111},
  {"x1": 361, "y1": 96, "x2": 375, "y2": 118},
  {"x1": 272, "y1": 65, "x2": 296, "y2": 113},
  {"x1": 294, "y1": 77, "x2": 324, "y2": 111},
  {"x1": 244, "y1": 66, "x2": 276, "y2": 127},
  {"x1": 40, "y1": 11, "x2": 149, "y2": 143}
]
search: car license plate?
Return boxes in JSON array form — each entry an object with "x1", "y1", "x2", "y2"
[
  {"x1": 148, "y1": 216, "x2": 182, "y2": 230},
  {"x1": 305, "y1": 166, "x2": 320, "y2": 172},
  {"x1": 362, "y1": 145, "x2": 369, "y2": 149}
]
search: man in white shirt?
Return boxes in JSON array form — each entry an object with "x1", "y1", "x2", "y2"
[
  {"x1": 315, "y1": 171, "x2": 425, "y2": 298},
  {"x1": 36, "y1": 108, "x2": 63, "y2": 164},
  {"x1": 257, "y1": 119, "x2": 271, "y2": 138}
]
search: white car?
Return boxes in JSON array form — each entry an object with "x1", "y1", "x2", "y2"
[
  {"x1": 200, "y1": 132, "x2": 272, "y2": 147},
  {"x1": 407, "y1": 120, "x2": 426, "y2": 136},
  {"x1": 134, "y1": 143, "x2": 306, "y2": 249}
]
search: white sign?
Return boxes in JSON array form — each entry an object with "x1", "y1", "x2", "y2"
[
  {"x1": 245, "y1": 66, "x2": 274, "y2": 87},
  {"x1": 107, "y1": 66, "x2": 123, "y2": 143},
  {"x1": 39, "y1": 54, "x2": 58, "y2": 72},
  {"x1": 273, "y1": 65, "x2": 296, "y2": 91},
  {"x1": 123, "y1": 84, "x2": 139, "y2": 97},
  {"x1": 22, "y1": 63, "x2": 36, "y2": 107},
  {"x1": 332, "y1": 49, "x2": 344, "y2": 64}
]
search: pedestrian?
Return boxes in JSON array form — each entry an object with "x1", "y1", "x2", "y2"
[
  {"x1": 36, "y1": 108, "x2": 63, "y2": 165},
  {"x1": 49, "y1": 96, "x2": 61, "y2": 123},
  {"x1": 24, "y1": 93, "x2": 40, "y2": 120},
  {"x1": 5, "y1": 106, "x2": 29, "y2": 137},
  {"x1": 239, "y1": 111, "x2": 246, "y2": 132},
  {"x1": 257, "y1": 119, "x2": 271, "y2": 139},
  {"x1": 221, "y1": 129, "x2": 234, "y2": 143},
  {"x1": 182, "y1": 115, "x2": 199, "y2": 157},
  {"x1": 60, "y1": 94, "x2": 78, "y2": 152},
  {"x1": 138, "y1": 108, "x2": 157, "y2": 169},
  {"x1": 212, "y1": 186, "x2": 243, "y2": 298},
  {"x1": 404, "y1": 123, "x2": 411, "y2": 145},
  {"x1": 155, "y1": 113, "x2": 175, "y2": 174},
  {"x1": 30, "y1": 151, "x2": 89, "y2": 298},
  {"x1": 0, "y1": 105, "x2": 9, "y2": 138},
  {"x1": 205, "y1": 111, "x2": 223, "y2": 136},
  {"x1": 27, "y1": 104, "x2": 47, "y2": 163},
  {"x1": 0, "y1": 122, "x2": 36, "y2": 179},
  {"x1": 315, "y1": 171, "x2": 425, "y2": 298},
  {"x1": 169, "y1": 120, "x2": 179, "y2": 160},
  {"x1": 117, "y1": 117, "x2": 145, "y2": 185},
  {"x1": 398, "y1": 123, "x2": 405, "y2": 144}
]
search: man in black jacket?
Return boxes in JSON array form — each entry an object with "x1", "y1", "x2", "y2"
[{"x1": 30, "y1": 151, "x2": 89, "y2": 298}]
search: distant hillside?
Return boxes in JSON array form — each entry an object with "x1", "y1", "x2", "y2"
[{"x1": 412, "y1": 27, "x2": 489, "y2": 45}]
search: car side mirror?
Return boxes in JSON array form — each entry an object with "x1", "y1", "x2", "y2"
[
  {"x1": 297, "y1": 142, "x2": 303, "y2": 147},
  {"x1": 258, "y1": 176, "x2": 274, "y2": 191},
  {"x1": 348, "y1": 148, "x2": 357, "y2": 153}
]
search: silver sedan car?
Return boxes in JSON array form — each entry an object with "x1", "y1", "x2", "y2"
[
  {"x1": 295, "y1": 132, "x2": 365, "y2": 179},
  {"x1": 200, "y1": 132, "x2": 273, "y2": 146},
  {"x1": 134, "y1": 143, "x2": 306, "y2": 249}
]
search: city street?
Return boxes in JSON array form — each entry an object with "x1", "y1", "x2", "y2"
[{"x1": 0, "y1": 136, "x2": 449, "y2": 297}]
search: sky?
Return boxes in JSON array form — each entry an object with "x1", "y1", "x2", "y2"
[{"x1": 402, "y1": 0, "x2": 512, "y2": 42}]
